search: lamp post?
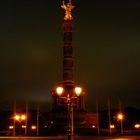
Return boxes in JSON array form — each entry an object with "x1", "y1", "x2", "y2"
[
  {"x1": 55, "y1": 85, "x2": 83, "y2": 140},
  {"x1": 13, "y1": 114, "x2": 27, "y2": 136},
  {"x1": 117, "y1": 113, "x2": 124, "y2": 135}
]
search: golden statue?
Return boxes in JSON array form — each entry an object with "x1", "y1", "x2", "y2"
[{"x1": 61, "y1": 0, "x2": 74, "y2": 20}]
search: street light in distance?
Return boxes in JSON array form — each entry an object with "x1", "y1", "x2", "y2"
[{"x1": 117, "y1": 112, "x2": 124, "y2": 135}]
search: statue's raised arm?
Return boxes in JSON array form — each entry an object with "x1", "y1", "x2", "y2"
[
  {"x1": 61, "y1": 0, "x2": 66, "y2": 10},
  {"x1": 61, "y1": 0, "x2": 74, "y2": 20},
  {"x1": 69, "y1": 0, "x2": 74, "y2": 9}
]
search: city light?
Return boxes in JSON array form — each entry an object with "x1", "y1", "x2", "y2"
[
  {"x1": 14, "y1": 115, "x2": 20, "y2": 121},
  {"x1": 53, "y1": 85, "x2": 84, "y2": 140},
  {"x1": 31, "y1": 125, "x2": 37, "y2": 130},
  {"x1": 117, "y1": 113, "x2": 124, "y2": 120},
  {"x1": 75, "y1": 87, "x2": 82, "y2": 96},
  {"x1": 110, "y1": 124, "x2": 115, "y2": 129},
  {"x1": 92, "y1": 125, "x2": 96, "y2": 128},
  {"x1": 21, "y1": 115, "x2": 26, "y2": 120},
  {"x1": 9, "y1": 125, "x2": 14, "y2": 129},
  {"x1": 134, "y1": 124, "x2": 140, "y2": 129},
  {"x1": 14, "y1": 114, "x2": 27, "y2": 122},
  {"x1": 22, "y1": 125, "x2": 26, "y2": 129},
  {"x1": 117, "y1": 112, "x2": 124, "y2": 135},
  {"x1": 56, "y1": 87, "x2": 64, "y2": 96}
]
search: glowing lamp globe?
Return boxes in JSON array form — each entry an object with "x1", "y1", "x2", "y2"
[
  {"x1": 117, "y1": 113, "x2": 124, "y2": 120},
  {"x1": 75, "y1": 87, "x2": 82, "y2": 96},
  {"x1": 21, "y1": 114, "x2": 26, "y2": 120},
  {"x1": 14, "y1": 115, "x2": 20, "y2": 121},
  {"x1": 56, "y1": 87, "x2": 64, "y2": 96}
]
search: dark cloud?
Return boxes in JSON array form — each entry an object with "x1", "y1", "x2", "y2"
[{"x1": 0, "y1": 0, "x2": 140, "y2": 111}]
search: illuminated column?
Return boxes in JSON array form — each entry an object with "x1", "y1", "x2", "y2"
[
  {"x1": 63, "y1": 20, "x2": 74, "y2": 84},
  {"x1": 61, "y1": 0, "x2": 74, "y2": 84},
  {"x1": 51, "y1": 0, "x2": 86, "y2": 112}
]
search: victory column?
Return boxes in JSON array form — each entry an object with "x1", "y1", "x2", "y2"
[{"x1": 49, "y1": 0, "x2": 98, "y2": 139}]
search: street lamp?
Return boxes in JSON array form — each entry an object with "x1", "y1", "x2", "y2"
[
  {"x1": 21, "y1": 115, "x2": 26, "y2": 121},
  {"x1": 13, "y1": 114, "x2": 27, "y2": 136},
  {"x1": 31, "y1": 125, "x2": 37, "y2": 130},
  {"x1": 14, "y1": 115, "x2": 20, "y2": 121},
  {"x1": 74, "y1": 87, "x2": 82, "y2": 96},
  {"x1": 117, "y1": 113, "x2": 124, "y2": 135},
  {"x1": 56, "y1": 86, "x2": 64, "y2": 96},
  {"x1": 9, "y1": 125, "x2": 14, "y2": 130},
  {"x1": 14, "y1": 114, "x2": 27, "y2": 122},
  {"x1": 110, "y1": 124, "x2": 115, "y2": 129},
  {"x1": 55, "y1": 85, "x2": 83, "y2": 140},
  {"x1": 134, "y1": 123, "x2": 140, "y2": 129}
]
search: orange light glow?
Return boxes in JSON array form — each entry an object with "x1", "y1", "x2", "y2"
[
  {"x1": 21, "y1": 115, "x2": 26, "y2": 120},
  {"x1": 22, "y1": 125, "x2": 26, "y2": 129},
  {"x1": 75, "y1": 87, "x2": 82, "y2": 96},
  {"x1": 14, "y1": 114, "x2": 27, "y2": 121},
  {"x1": 14, "y1": 115, "x2": 20, "y2": 121},
  {"x1": 31, "y1": 125, "x2": 36, "y2": 130},
  {"x1": 117, "y1": 113, "x2": 124, "y2": 120},
  {"x1": 92, "y1": 125, "x2": 96, "y2": 128},
  {"x1": 110, "y1": 124, "x2": 115, "y2": 129},
  {"x1": 134, "y1": 124, "x2": 140, "y2": 129},
  {"x1": 56, "y1": 87, "x2": 64, "y2": 96},
  {"x1": 9, "y1": 125, "x2": 14, "y2": 129}
]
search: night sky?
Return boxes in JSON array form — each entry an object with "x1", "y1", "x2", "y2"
[{"x1": 0, "y1": 0, "x2": 140, "y2": 111}]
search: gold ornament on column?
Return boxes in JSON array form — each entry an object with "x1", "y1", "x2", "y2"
[{"x1": 61, "y1": 0, "x2": 74, "y2": 20}]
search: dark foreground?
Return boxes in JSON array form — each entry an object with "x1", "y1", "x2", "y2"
[{"x1": 0, "y1": 136, "x2": 140, "y2": 140}]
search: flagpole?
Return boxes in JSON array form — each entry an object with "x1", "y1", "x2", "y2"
[
  {"x1": 13, "y1": 100, "x2": 16, "y2": 136},
  {"x1": 37, "y1": 102, "x2": 39, "y2": 136},
  {"x1": 118, "y1": 99, "x2": 123, "y2": 135},
  {"x1": 108, "y1": 97, "x2": 111, "y2": 136},
  {"x1": 25, "y1": 101, "x2": 28, "y2": 136},
  {"x1": 96, "y1": 98, "x2": 100, "y2": 136}
]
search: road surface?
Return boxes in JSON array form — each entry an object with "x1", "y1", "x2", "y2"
[{"x1": 0, "y1": 136, "x2": 140, "y2": 140}]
